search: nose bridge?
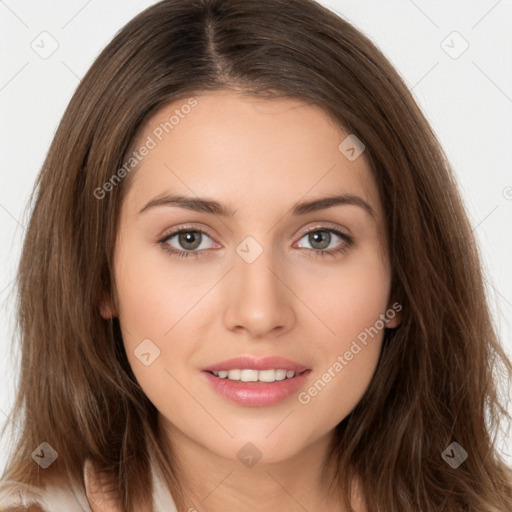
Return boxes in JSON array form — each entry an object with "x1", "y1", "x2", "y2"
[
  {"x1": 223, "y1": 234, "x2": 294, "y2": 336},
  {"x1": 236, "y1": 236, "x2": 279, "y2": 293}
]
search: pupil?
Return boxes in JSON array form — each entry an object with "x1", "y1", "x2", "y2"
[
  {"x1": 311, "y1": 231, "x2": 329, "y2": 250},
  {"x1": 180, "y1": 231, "x2": 201, "y2": 250}
]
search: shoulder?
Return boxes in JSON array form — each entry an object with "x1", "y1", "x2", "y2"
[
  {"x1": 2, "y1": 506, "x2": 45, "y2": 512},
  {"x1": 0, "y1": 476, "x2": 92, "y2": 512},
  {"x1": 0, "y1": 479, "x2": 45, "y2": 510}
]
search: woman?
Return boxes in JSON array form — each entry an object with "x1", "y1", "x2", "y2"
[{"x1": 1, "y1": 0, "x2": 511, "y2": 510}]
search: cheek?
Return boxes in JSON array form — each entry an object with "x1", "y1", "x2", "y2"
[
  {"x1": 295, "y1": 253, "x2": 390, "y2": 420},
  {"x1": 303, "y1": 248, "x2": 391, "y2": 344},
  {"x1": 113, "y1": 242, "x2": 213, "y2": 409},
  {"x1": 114, "y1": 238, "x2": 203, "y2": 341}
]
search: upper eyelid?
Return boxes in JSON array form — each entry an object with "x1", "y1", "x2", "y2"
[{"x1": 159, "y1": 223, "x2": 216, "y2": 243}]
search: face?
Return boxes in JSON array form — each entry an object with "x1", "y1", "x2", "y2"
[{"x1": 103, "y1": 90, "x2": 399, "y2": 466}]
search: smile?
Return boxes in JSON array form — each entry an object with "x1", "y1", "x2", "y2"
[
  {"x1": 203, "y1": 369, "x2": 312, "y2": 407},
  {"x1": 209, "y1": 368, "x2": 300, "y2": 382}
]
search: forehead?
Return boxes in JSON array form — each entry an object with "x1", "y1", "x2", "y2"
[{"x1": 122, "y1": 90, "x2": 382, "y2": 221}]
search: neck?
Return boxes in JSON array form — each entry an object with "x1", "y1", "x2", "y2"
[{"x1": 158, "y1": 419, "x2": 355, "y2": 512}]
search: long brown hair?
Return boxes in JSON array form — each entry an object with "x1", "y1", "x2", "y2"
[{"x1": 1, "y1": 0, "x2": 511, "y2": 510}]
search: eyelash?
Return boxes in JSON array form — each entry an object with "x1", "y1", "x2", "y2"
[{"x1": 157, "y1": 224, "x2": 354, "y2": 260}]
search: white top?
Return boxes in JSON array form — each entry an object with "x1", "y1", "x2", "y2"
[{"x1": 0, "y1": 454, "x2": 178, "y2": 511}]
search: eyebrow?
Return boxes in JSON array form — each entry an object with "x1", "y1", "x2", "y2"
[{"x1": 138, "y1": 192, "x2": 375, "y2": 219}]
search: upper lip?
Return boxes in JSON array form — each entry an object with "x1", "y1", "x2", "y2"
[{"x1": 202, "y1": 355, "x2": 310, "y2": 373}]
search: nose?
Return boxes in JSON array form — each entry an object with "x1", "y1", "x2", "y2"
[{"x1": 222, "y1": 243, "x2": 296, "y2": 339}]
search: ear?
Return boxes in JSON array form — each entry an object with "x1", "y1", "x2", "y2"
[
  {"x1": 385, "y1": 315, "x2": 400, "y2": 329},
  {"x1": 99, "y1": 293, "x2": 117, "y2": 320},
  {"x1": 384, "y1": 302, "x2": 402, "y2": 329}
]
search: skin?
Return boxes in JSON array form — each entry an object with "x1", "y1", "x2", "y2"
[{"x1": 95, "y1": 90, "x2": 400, "y2": 512}]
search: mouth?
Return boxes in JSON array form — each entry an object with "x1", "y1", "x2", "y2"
[
  {"x1": 205, "y1": 368, "x2": 310, "y2": 383},
  {"x1": 201, "y1": 355, "x2": 312, "y2": 407},
  {"x1": 202, "y1": 355, "x2": 310, "y2": 374}
]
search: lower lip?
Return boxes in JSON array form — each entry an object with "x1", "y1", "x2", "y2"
[{"x1": 202, "y1": 370, "x2": 311, "y2": 407}]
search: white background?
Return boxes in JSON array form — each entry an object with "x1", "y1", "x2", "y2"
[{"x1": 1, "y1": 0, "x2": 511, "y2": 472}]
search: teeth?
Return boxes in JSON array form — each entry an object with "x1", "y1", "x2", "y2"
[
  {"x1": 211, "y1": 369, "x2": 297, "y2": 382},
  {"x1": 240, "y1": 369, "x2": 259, "y2": 382},
  {"x1": 258, "y1": 369, "x2": 277, "y2": 382},
  {"x1": 275, "y1": 369, "x2": 287, "y2": 381},
  {"x1": 228, "y1": 369, "x2": 240, "y2": 380}
]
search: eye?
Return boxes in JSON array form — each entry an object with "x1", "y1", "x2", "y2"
[
  {"x1": 158, "y1": 227, "x2": 217, "y2": 259},
  {"x1": 295, "y1": 227, "x2": 353, "y2": 258},
  {"x1": 157, "y1": 225, "x2": 354, "y2": 260}
]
